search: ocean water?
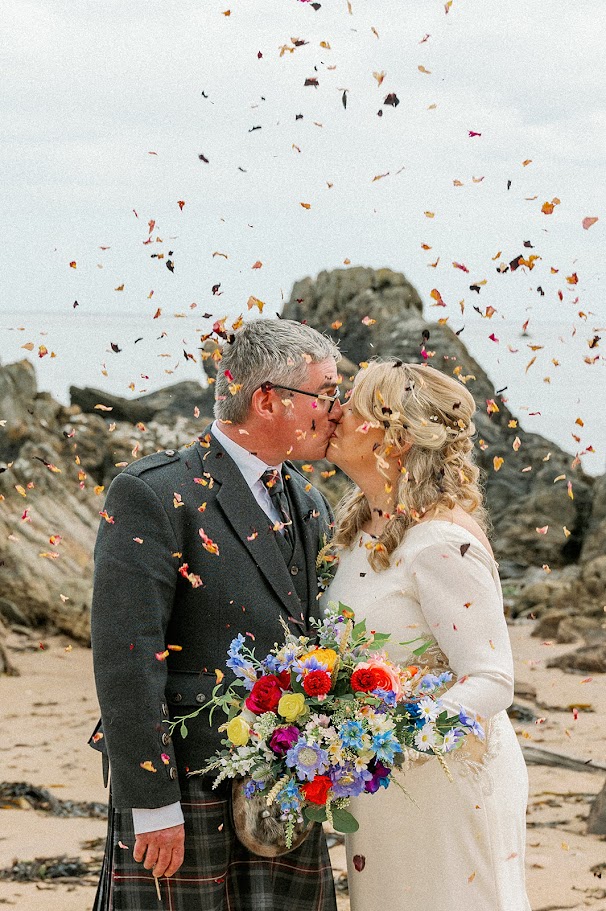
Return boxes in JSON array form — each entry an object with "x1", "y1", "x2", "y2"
[{"x1": 1, "y1": 310, "x2": 604, "y2": 476}]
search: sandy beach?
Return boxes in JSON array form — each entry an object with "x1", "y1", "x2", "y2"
[{"x1": 1, "y1": 622, "x2": 605, "y2": 911}]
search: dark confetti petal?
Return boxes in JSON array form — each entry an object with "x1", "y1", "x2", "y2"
[
  {"x1": 353, "y1": 854, "x2": 366, "y2": 872},
  {"x1": 460, "y1": 543, "x2": 471, "y2": 557}
]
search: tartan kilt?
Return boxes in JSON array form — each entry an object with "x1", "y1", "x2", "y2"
[{"x1": 93, "y1": 776, "x2": 337, "y2": 911}]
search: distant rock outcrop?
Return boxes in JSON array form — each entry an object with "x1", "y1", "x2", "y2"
[{"x1": 283, "y1": 267, "x2": 604, "y2": 617}]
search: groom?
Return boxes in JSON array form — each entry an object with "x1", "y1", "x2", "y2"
[{"x1": 90, "y1": 318, "x2": 341, "y2": 910}]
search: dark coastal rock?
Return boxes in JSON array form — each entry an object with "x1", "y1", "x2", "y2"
[
  {"x1": 587, "y1": 779, "x2": 606, "y2": 836},
  {"x1": 70, "y1": 380, "x2": 214, "y2": 426},
  {"x1": 282, "y1": 267, "x2": 599, "y2": 577},
  {"x1": 547, "y1": 643, "x2": 606, "y2": 674}
]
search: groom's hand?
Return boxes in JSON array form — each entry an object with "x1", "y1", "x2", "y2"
[{"x1": 133, "y1": 823, "x2": 185, "y2": 878}]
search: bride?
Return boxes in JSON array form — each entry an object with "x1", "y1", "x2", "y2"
[{"x1": 324, "y1": 359, "x2": 530, "y2": 911}]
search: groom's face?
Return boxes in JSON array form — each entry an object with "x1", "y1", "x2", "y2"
[{"x1": 274, "y1": 358, "x2": 342, "y2": 461}]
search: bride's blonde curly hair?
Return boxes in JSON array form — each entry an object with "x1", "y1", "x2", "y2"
[{"x1": 331, "y1": 358, "x2": 488, "y2": 571}]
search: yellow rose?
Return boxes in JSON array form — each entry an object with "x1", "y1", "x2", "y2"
[
  {"x1": 278, "y1": 692, "x2": 307, "y2": 723},
  {"x1": 226, "y1": 715, "x2": 250, "y2": 747},
  {"x1": 301, "y1": 648, "x2": 338, "y2": 672}
]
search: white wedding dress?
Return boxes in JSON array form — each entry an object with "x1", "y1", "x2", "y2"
[{"x1": 324, "y1": 520, "x2": 530, "y2": 911}]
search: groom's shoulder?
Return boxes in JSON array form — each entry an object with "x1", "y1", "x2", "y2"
[{"x1": 121, "y1": 441, "x2": 197, "y2": 490}]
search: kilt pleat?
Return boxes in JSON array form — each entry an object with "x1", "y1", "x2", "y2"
[{"x1": 93, "y1": 777, "x2": 336, "y2": 911}]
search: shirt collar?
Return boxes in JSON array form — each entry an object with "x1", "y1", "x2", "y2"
[{"x1": 211, "y1": 420, "x2": 282, "y2": 488}]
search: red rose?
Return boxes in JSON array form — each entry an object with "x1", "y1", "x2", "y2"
[
  {"x1": 302, "y1": 670, "x2": 332, "y2": 697},
  {"x1": 350, "y1": 667, "x2": 376, "y2": 693},
  {"x1": 370, "y1": 667, "x2": 394, "y2": 692},
  {"x1": 245, "y1": 675, "x2": 283, "y2": 715},
  {"x1": 276, "y1": 670, "x2": 292, "y2": 691},
  {"x1": 302, "y1": 775, "x2": 332, "y2": 805}
]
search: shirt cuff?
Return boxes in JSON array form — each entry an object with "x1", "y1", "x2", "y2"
[{"x1": 132, "y1": 802, "x2": 184, "y2": 835}]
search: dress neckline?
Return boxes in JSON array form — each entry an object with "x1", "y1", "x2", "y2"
[{"x1": 360, "y1": 519, "x2": 496, "y2": 565}]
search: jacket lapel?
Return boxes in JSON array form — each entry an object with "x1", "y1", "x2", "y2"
[{"x1": 195, "y1": 431, "x2": 306, "y2": 626}]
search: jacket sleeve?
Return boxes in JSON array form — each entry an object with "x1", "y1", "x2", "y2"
[
  {"x1": 410, "y1": 540, "x2": 514, "y2": 721},
  {"x1": 91, "y1": 470, "x2": 181, "y2": 809}
]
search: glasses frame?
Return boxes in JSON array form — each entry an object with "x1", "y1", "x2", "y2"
[{"x1": 260, "y1": 381, "x2": 341, "y2": 414}]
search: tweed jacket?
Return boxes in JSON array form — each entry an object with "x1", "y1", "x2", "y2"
[{"x1": 90, "y1": 428, "x2": 333, "y2": 810}]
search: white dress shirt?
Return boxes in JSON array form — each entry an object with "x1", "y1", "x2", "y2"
[{"x1": 132, "y1": 422, "x2": 282, "y2": 834}]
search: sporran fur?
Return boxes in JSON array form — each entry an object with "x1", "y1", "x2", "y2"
[{"x1": 231, "y1": 778, "x2": 313, "y2": 857}]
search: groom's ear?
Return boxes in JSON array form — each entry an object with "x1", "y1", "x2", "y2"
[{"x1": 250, "y1": 384, "x2": 277, "y2": 420}]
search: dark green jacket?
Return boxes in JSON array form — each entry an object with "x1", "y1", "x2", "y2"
[{"x1": 90, "y1": 428, "x2": 332, "y2": 809}]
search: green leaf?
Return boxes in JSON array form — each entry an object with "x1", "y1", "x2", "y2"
[
  {"x1": 179, "y1": 722, "x2": 188, "y2": 739},
  {"x1": 352, "y1": 619, "x2": 367, "y2": 639},
  {"x1": 412, "y1": 640, "x2": 433, "y2": 657},
  {"x1": 304, "y1": 805, "x2": 328, "y2": 824},
  {"x1": 331, "y1": 808, "x2": 359, "y2": 834}
]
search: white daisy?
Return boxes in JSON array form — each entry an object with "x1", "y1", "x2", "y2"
[
  {"x1": 418, "y1": 696, "x2": 440, "y2": 723},
  {"x1": 414, "y1": 724, "x2": 439, "y2": 752}
]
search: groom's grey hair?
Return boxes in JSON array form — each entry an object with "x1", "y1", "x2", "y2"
[{"x1": 213, "y1": 318, "x2": 340, "y2": 424}]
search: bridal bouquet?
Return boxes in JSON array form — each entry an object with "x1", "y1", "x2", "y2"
[{"x1": 172, "y1": 603, "x2": 483, "y2": 853}]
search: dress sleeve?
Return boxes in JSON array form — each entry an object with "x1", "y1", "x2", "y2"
[{"x1": 410, "y1": 539, "x2": 514, "y2": 721}]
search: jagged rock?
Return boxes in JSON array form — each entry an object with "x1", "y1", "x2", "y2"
[
  {"x1": 0, "y1": 598, "x2": 30, "y2": 627},
  {"x1": 547, "y1": 643, "x2": 606, "y2": 674},
  {"x1": 531, "y1": 610, "x2": 576, "y2": 640},
  {"x1": 283, "y1": 267, "x2": 598, "y2": 572},
  {"x1": 556, "y1": 616, "x2": 606, "y2": 645},
  {"x1": 587, "y1": 778, "x2": 606, "y2": 835},
  {"x1": 581, "y1": 474, "x2": 606, "y2": 563},
  {"x1": 0, "y1": 618, "x2": 19, "y2": 676},
  {"x1": 70, "y1": 380, "x2": 214, "y2": 426}
]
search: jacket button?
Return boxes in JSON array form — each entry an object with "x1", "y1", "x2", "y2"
[
  {"x1": 165, "y1": 449, "x2": 176, "y2": 456},
  {"x1": 172, "y1": 693, "x2": 183, "y2": 703},
  {"x1": 161, "y1": 732, "x2": 172, "y2": 746},
  {"x1": 195, "y1": 693, "x2": 205, "y2": 704},
  {"x1": 290, "y1": 565, "x2": 299, "y2": 576},
  {"x1": 169, "y1": 767, "x2": 178, "y2": 780},
  {"x1": 161, "y1": 702, "x2": 168, "y2": 717}
]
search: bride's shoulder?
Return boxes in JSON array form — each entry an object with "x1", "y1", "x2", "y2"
[{"x1": 404, "y1": 512, "x2": 495, "y2": 565}]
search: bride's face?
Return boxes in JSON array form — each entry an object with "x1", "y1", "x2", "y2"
[{"x1": 326, "y1": 400, "x2": 387, "y2": 475}]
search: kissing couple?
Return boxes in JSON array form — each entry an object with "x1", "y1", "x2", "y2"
[{"x1": 91, "y1": 318, "x2": 530, "y2": 911}]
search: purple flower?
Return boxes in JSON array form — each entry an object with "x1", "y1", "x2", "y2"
[
  {"x1": 269, "y1": 725, "x2": 300, "y2": 757},
  {"x1": 364, "y1": 760, "x2": 391, "y2": 794},
  {"x1": 329, "y1": 761, "x2": 372, "y2": 798},
  {"x1": 286, "y1": 740, "x2": 330, "y2": 782}
]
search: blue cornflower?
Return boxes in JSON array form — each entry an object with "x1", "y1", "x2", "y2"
[
  {"x1": 276, "y1": 779, "x2": 304, "y2": 814},
  {"x1": 243, "y1": 779, "x2": 266, "y2": 798},
  {"x1": 371, "y1": 730, "x2": 403, "y2": 764},
  {"x1": 458, "y1": 707, "x2": 486, "y2": 740},
  {"x1": 286, "y1": 739, "x2": 330, "y2": 782},
  {"x1": 292, "y1": 654, "x2": 327, "y2": 682},
  {"x1": 372, "y1": 688, "x2": 397, "y2": 707},
  {"x1": 329, "y1": 761, "x2": 373, "y2": 798},
  {"x1": 339, "y1": 720, "x2": 366, "y2": 750},
  {"x1": 226, "y1": 635, "x2": 257, "y2": 690},
  {"x1": 418, "y1": 673, "x2": 441, "y2": 693},
  {"x1": 262, "y1": 654, "x2": 281, "y2": 674}
]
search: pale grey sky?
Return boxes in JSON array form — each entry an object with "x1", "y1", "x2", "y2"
[{"x1": 1, "y1": 0, "x2": 605, "y2": 470}]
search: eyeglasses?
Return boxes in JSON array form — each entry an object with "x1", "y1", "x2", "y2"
[{"x1": 260, "y1": 382, "x2": 342, "y2": 413}]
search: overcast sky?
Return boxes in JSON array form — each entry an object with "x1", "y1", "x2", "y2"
[{"x1": 1, "y1": 0, "x2": 605, "y2": 469}]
